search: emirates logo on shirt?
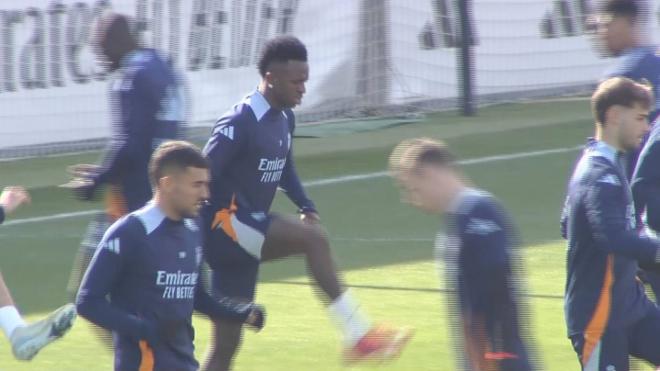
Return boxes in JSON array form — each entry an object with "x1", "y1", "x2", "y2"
[
  {"x1": 258, "y1": 157, "x2": 286, "y2": 183},
  {"x1": 156, "y1": 270, "x2": 198, "y2": 300}
]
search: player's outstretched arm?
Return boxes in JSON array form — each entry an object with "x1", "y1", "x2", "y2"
[
  {"x1": 0, "y1": 186, "x2": 31, "y2": 224},
  {"x1": 193, "y1": 283, "x2": 265, "y2": 332},
  {"x1": 586, "y1": 177, "x2": 660, "y2": 263},
  {"x1": 280, "y1": 150, "x2": 317, "y2": 221},
  {"x1": 279, "y1": 109, "x2": 317, "y2": 221}
]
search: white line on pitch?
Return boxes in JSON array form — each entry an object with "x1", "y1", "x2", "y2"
[
  {"x1": 2, "y1": 145, "x2": 581, "y2": 227},
  {"x1": 303, "y1": 146, "x2": 580, "y2": 187},
  {"x1": 2, "y1": 210, "x2": 99, "y2": 226},
  {"x1": 332, "y1": 237, "x2": 434, "y2": 242}
]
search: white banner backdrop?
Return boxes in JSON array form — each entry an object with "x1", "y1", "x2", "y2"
[
  {"x1": 0, "y1": 0, "x2": 360, "y2": 149},
  {"x1": 0, "y1": 0, "x2": 658, "y2": 149},
  {"x1": 390, "y1": 0, "x2": 659, "y2": 101}
]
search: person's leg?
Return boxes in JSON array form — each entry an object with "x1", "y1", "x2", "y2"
[
  {"x1": 570, "y1": 329, "x2": 629, "y2": 371},
  {"x1": 66, "y1": 212, "x2": 113, "y2": 349},
  {"x1": 66, "y1": 212, "x2": 111, "y2": 300},
  {"x1": 629, "y1": 308, "x2": 660, "y2": 366},
  {"x1": 0, "y1": 272, "x2": 26, "y2": 339},
  {"x1": 204, "y1": 209, "x2": 411, "y2": 368},
  {"x1": 202, "y1": 319, "x2": 244, "y2": 371},
  {"x1": 260, "y1": 214, "x2": 415, "y2": 362},
  {"x1": 0, "y1": 272, "x2": 76, "y2": 360},
  {"x1": 201, "y1": 227, "x2": 260, "y2": 371},
  {"x1": 261, "y1": 214, "x2": 342, "y2": 299}
]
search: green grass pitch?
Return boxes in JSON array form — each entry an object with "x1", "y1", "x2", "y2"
[{"x1": 0, "y1": 98, "x2": 654, "y2": 370}]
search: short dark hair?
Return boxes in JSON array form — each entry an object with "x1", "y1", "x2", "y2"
[
  {"x1": 592, "y1": 77, "x2": 653, "y2": 125},
  {"x1": 389, "y1": 138, "x2": 456, "y2": 174},
  {"x1": 97, "y1": 13, "x2": 138, "y2": 52},
  {"x1": 149, "y1": 141, "x2": 208, "y2": 187},
  {"x1": 257, "y1": 35, "x2": 307, "y2": 77},
  {"x1": 603, "y1": 0, "x2": 639, "y2": 20}
]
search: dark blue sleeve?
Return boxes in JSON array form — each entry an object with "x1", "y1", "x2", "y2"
[
  {"x1": 459, "y1": 202, "x2": 515, "y2": 309},
  {"x1": 586, "y1": 172, "x2": 659, "y2": 262},
  {"x1": 93, "y1": 68, "x2": 158, "y2": 186},
  {"x1": 280, "y1": 151, "x2": 316, "y2": 213},
  {"x1": 632, "y1": 135, "x2": 660, "y2": 232},
  {"x1": 193, "y1": 283, "x2": 252, "y2": 322},
  {"x1": 458, "y1": 201, "x2": 529, "y2": 364},
  {"x1": 76, "y1": 218, "x2": 156, "y2": 341},
  {"x1": 279, "y1": 110, "x2": 316, "y2": 213},
  {"x1": 0, "y1": 206, "x2": 4, "y2": 225},
  {"x1": 203, "y1": 113, "x2": 245, "y2": 201}
]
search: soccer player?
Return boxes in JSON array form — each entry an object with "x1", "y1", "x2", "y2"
[
  {"x1": 598, "y1": 0, "x2": 660, "y2": 120},
  {"x1": 66, "y1": 12, "x2": 185, "y2": 311},
  {"x1": 0, "y1": 186, "x2": 76, "y2": 360},
  {"x1": 389, "y1": 139, "x2": 534, "y2": 371},
  {"x1": 561, "y1": 77, "x2": 660, "y2": 369},
  {"x1": 201, "y1": 35, "x2": 412, "y2": 370},
  {"x1": 593, "y1": 0, "x2": 660, "y2": 180},
  {"x1": 614, "y1": 0, "x2": 660, "y2": 303},
  {"x1": 76, "y1": 141, "x2": 265, "y2": 371}
]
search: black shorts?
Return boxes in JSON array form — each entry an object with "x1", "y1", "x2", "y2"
[{"x1": 204, "y1": 207, "x2": 273, "y2": 300}]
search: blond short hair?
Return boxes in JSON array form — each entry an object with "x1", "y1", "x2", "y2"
[{"x1": 389, "y1": 138, "x2": 455, "y2": 175}]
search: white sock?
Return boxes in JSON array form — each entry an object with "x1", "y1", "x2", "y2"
[
  {"x1": 0, "y1": 306, "x2": 26, "y2": 339},
  {"x1": 327, "y1": 291, "x2": 372, "y2": 346}
]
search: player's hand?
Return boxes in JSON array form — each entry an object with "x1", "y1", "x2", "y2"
[
  {"x1": 64, "y1": 164, "x2": 100, "y2": 201},
  {"x1": 157, "y1": 319, "x2": 184, "y2": 343},
  {"x1": 60, "y1": 178, "x2": 98, "y2": 202},
  {"x1": 0, "y1": 186, "x2": 31, "y2": 215},
  {"x1": 142, "y1": 317, "x2": 182, "y2": 345},
  {"x1": 244, "y1": 304, "x2": 266, "y2": 332},
  {"x1": 67, "y1": 164, "x2": 100, "y2": 179},
  {"x1": 300, "y1": 211, "x2": 321, "y2": 225}
]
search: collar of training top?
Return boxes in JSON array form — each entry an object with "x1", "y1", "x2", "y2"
[
  {"x1": 587, "y1": 140, "x2": 619, "y2": 166},
  {"x1": 134, "y1": 201, "x2": 183, "y2": 235},
  {"x1": 447, "y1": 187, "x2": 482, "y2": 215},
  {"x1": 119, "y1": 48, "x2": 150, "y2": 69},
  {"x1": 246, "y1": 90, "x2": 273, "y2": 122}
]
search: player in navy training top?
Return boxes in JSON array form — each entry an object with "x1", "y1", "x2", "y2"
[
  {"x1": 597, "y1": 1, "x2": 660, "y2": 125},
  {"x1": 0, "y1": 187, "x2": 76, "y2": 361},
  {"x1": 68, "y1": 13, "x2": 185, "y2": 211},
  {"x1": 200, "y1": 36, "x2": 412, "y2": 370},
  {"x1": 390, "y1": 138, "x2": 535, "y2": 371},
  {"x1": 77, "y1": 141, "x2": 265, "y2": 371},
  {"x1": 599, "y1": 0, "x2": 660, "y2": 304},
  {"x1": 66, "y1": 13, "x2": 186, "y2": 320},
  {"x1": 561, "y1": 78, "x2": 660, "y2": 370}
]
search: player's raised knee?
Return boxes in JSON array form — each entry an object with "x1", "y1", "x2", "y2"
[{"x1": 298, "y1": 223, "x2": 330, "y2": 252}]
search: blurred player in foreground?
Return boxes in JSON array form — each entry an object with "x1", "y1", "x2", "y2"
[
  {"x1": 201, "y1": 35, "x2": 412, "y2": 370},
  {"x1": 64, "y1": 12, "x2": 185, "y2": 330},
  {"x1": 561, "y1": 77, "x2": 660, "y2": 369},
  {"x1": 389, "y1": 139, "x2": 535, "y2": 371},
  {"x1": 0, "y1": 187, "x2": 76, "y2": 360},
  {"x1": 77, "y1": 141, "x2": 264, "y2": 371}
]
